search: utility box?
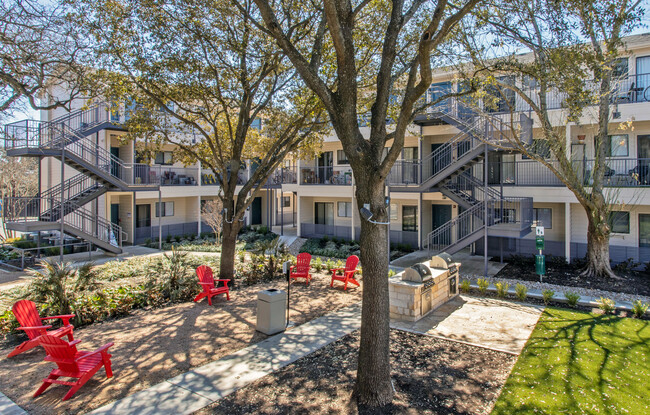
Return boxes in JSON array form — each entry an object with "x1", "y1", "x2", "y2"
[{"x1": 256, "y1": 289, "x2": 287, "y2": 335}]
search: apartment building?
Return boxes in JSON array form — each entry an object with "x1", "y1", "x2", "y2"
[{"x1": 3, "y1": 34, "x2": 650, "y2": 263}]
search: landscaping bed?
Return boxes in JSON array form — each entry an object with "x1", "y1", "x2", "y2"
[
  {"x1": 300, "y1": 236, "x2": 413, "y2": 261},
  {"x1": 199, "y1": 329, "x2": 516, "y2": 415},
  {"x1": 494, "y1": 255, "x2": 650, "y2": 297},
  {"x1": 0, "y1": 271, "x2": 363, "y2": 415},
  {"x1": 493, "y1": 307, "x2": 650, "y2": 414}
]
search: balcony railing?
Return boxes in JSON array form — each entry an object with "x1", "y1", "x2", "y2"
[
  {"x1": 300, "y1": 166, "x2": 353, "y2": 185},
  {"x1": 486, "y1": 158, "x2": 650, "y2": 187}
]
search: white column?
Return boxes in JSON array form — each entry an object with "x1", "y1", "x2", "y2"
[
  {"x1": 565, "y1": 202, "x2": 571, "y2": 263},
  {"x1": 296, "y1": 195, "x2": 302, "y2": 236},
  {"x1": 197, "y1": 196, "x2": 201, "y2": 235},
  {"x1": 197, "y1": 161, "x2": 202, "y2": 187}
]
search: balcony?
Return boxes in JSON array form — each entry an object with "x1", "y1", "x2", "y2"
[
  {"x1": 300, "y1": 166, "x2": 353, "y2": 185},
  {"x1": 134, "y1": 165, "x2": 198, "y2": 186},
  {"x1": 489, "y1": 158, "x2": 650, "y2": 187}
]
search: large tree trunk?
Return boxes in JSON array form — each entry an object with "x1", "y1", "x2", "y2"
[
  {"x1": 581, "y1": 195, "x2": 617, "y2": 279},
  {"x1": 354, "y1": 176, "x2": 394, "y2": 406},
  {"x1": 219, "y1": 219, "x2": 241, "y2": 281}
]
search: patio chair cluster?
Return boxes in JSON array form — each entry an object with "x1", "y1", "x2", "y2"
[
  {"x1": 290, "y1": 253, "x2": 361, "y2": 291},
  {"x1": 7, "y1": 300, "x2": 114, "y2": 401}
]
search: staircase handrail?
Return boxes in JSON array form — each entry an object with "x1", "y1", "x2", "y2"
[
  {"x1": 40, "y1": 173, "x2": 103, "y2": 202},
  {"x1": 2, "y1": 196, "x2": 122, "y2": 248}
]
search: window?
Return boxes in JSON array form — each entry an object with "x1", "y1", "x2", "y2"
[
  {"x1": 282, "y1": 196, "x2": 291, "y2": 208},
  {"x1": 251, "y1": 117, "x2": 262, "y2": 130},
  {"x1": 522, "y1": 75, "x2": 538, "y2": 89},
  {"x1": 612, "y1": 58, "x2": 628, "y2": 78},
  {"x1": 155, "y1": 201, "x2": 175, "y2": 217},
  {"x1": 338, "y1": 202, "x2": 352, "y2": 217},
  {"x1": 390, "y1": 203, "x2": 398, "y2": 221},
  {"x1": 606, "y1": 134, "x2": 629, "y2": 157},
  {"x1": 609, "y1": 211, "x2": 630, "y2": 234},
  {"x1": 337, "y1": 150, "x2": 349, "y2": 165},
  {"x1": 402, "y1": 147, "x2": 418, "y2": 160},
  {"x1": 315, "y1": 202, "x2": 333, "y2": 225},
  {"x1": 523, "y1": 139, "x2": 551, "y2": 159},
  {"x1": 154, "y1": 151, "x2": 173, "y2": 165},
  {"x1": 534, "y1": 208, "x2": 552, "y2": 229},
  {"x1": 402, "y1": 206, "x2": 417, "y2": 232}
]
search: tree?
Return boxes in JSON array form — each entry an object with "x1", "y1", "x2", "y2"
[
  {"x1": 464, "y1": 0, "x2": 644, "y2": 278},
  {"x1": 71, "y1": 0, "x2": 325, "y2": 279},
  {"x1": 201, "y1": 199, "x2": 224, "y2": 242},
  {"x1": 0, "y1": 0, "x2": 89, "y2": 121},
  {"x1": 249, "y1": 0, "x2": 482, "y2": 406},
  {"x1": 0, "y1": 149, "x2": 38, "y2": 240}
]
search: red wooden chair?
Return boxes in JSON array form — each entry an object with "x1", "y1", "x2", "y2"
[
  {"x1": 330, "y1": 255, "x2": 360, "y2": 291},
  {"x1": 193, "y1": 265, "x2": 231, "y2": 305},
  {"x1": 33, "y1": 335, "x2": 114, "y2": 401},
  {"x1": 8, "y1": 300, "x2": 75, "y2": 358},
  {"x1": 290, "y1": 253, "x2": 312, "y2": 285}
]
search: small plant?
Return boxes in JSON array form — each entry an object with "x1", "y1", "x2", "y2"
[
  {"x1": 495, "y1": 282, "x2": 510, "y2": 298},
  {"x1": 631, "y1": 300, "x2": 649, "y2": 318},
  {"x1": 325, "y1": 259, "x2": 336, "y2": 274},
  {"x1": 388, "y1": 269, "x2": 396, "y2": 278},
  {"x1": 165, "y1": 234, "x2": 172, "y2": 243},
  {"x1": 237, "y1": 249, "x2": 246, "y2": 264},
  {"x1": 542, "y1": 289, "x2": 555, "y2": 305},
  {"x1": 312, "y1": 257, "x2": 323, "y2": 272},
  {"x1": 477, "y1": 278, "x2": 489, "y2": 294},
  {"x1": 144, "y1": 238, "x2": 152, "y2": 246},
  {"x1": 515, "y1": 283, "x2": 528, "y2": 301},
  {"x1": 174, "y1": 235, "x2": 182, "y2": 243},
  {"x1": 597, "y1": 297, "x2": 616, "y2": 314},
  {"x1": 459, "y1": 279, "x2": 471, "y2": 293},
  {"x1": 564, "y1": 291, "x2": 580, "y2": 308}
]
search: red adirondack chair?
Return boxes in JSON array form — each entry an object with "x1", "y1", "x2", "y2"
[
  {"x1": 194, "y1": 265, "x2": 231, "y2": 305},
  {"x1": 33, "y1": 335, "x2": 114, "y2": 401},
  {"x1": 330, "y1": 255, "x2": 360, "y2": 291},
  {"x1": 8, "y1": 300, "x2": 75, "y2": 358},
  {"x1": 290, "y1": 253, "x2": 312, "y2": 285}
]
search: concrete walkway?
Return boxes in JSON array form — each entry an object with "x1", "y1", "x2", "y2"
[
  {"x1": 87, "y1": 302, "x2": 362, "y2": 415},
  {"x1": 0, "y1": 392, "x2": 26, "y2": 415},
  {"x1": 391, "y1": 295, "x2": 544, "y2": 354}
]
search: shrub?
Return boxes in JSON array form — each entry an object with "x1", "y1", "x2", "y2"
[
  {"x1": 613, "y1": 258, "x2": 640, "y2": 273},
  {"x1": 166, "y1": 235, "x2": 173, "y2": 243},
  {"x1": 542, "y1": 289, "x2": 555, "y2": 305},
  {"x1": 597, "y1": 297, "x2": 616, "y2": 314},
  {"x1": 632, "y1": 300, "x2": 649, "y2": 318},
  {"x1": 564, "y1": 291, "x2": 580, "y2": 308},
  {"x1": 515, "y1": 284, "x2": 528, "y2": 301},
  {"x1": 174, "y1": 235, "x2": 182, "y2": 243},
  {"x1": 477, "y1": 278, "x2": 489, "y2": 294},
  {"x1": 325, "y1": 259, "x2": 336, "y2": 274},
  {"x1": 144, "y1": 238, "x2": 152, "y2": 246},
  {"x1": 495, "y1": 282, "x2": 510, "y2": 298},
  {"x1": 459, "y1": 279, "x2": 471, "y2": 293},
  {"x1": 388, "y1": 269, "x2": 396, "y2": 278},
  {"x1": 312, "y1": 257, "x2": 323, "y2": 272}
]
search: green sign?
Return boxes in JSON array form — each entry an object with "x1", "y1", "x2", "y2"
[
  {"x1": 536, "y1": 236, "x2": 545, "y2": 250},
  {"x1": 535, "y1": 254, "x2": 546, "y2": 276}
]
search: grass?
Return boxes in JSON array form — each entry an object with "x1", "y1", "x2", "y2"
[{"x1": 493, "y1": 307, "x2": 650, "y2": 414}]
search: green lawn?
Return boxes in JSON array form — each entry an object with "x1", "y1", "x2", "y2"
[{"x1": 492, "y1": 307, "x2": 650, "y2": 414}]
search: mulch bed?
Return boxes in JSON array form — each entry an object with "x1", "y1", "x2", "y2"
[
  {"x1": 494, "y1": 261, "x2": 650, "y2": 297},
  {"x1": 199, "y1": 329, "x2": 517, "y2": 415}
]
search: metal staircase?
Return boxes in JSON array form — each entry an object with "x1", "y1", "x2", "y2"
[
  {"x1": 388, "y1": 97, "x2": 534, "y2": 254},
  {"x1": 3, "y1": 104, "x2": 159, "y2": 254}
]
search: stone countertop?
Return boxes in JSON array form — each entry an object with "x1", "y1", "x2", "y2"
[{"x1": 390, "y1": 268, "x2": 449, "y2": 287}]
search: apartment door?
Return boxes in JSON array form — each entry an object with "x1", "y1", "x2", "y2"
[
  {"x1": 571, "y1": 143, "x2": 586, "y2": 185},
  {"x1": 640, "y1": 214, "x2": 650, "y2": 248},
  {"x1": 251, "y1": 197, "x2": 262, "y2": 225},
  {"x1": 110, "y1": 204, "x2": 120, "y2": 226},
  {"x1": 135, "y1": 204, "x2": 150, "y2": 228},
  {"x1": 317, "y1": 152, "x2": 333, "y2": 183},
  {"x1": 636, "y1": 56, "x2": 650, "y2": 101},
  {"x1": 110, "y1": 147, "x2": 120, "y2": 179},
  {"x1": 403, "y1": 147, "x2": 418, "y2": 184},
  {"x1": 638, "y1": 135, "x2": 650, "y2": 185},
  {"x1": 432, "y1": 204, "x2": 452, "y2": 246}
]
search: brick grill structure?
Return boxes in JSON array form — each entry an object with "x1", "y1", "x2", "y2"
[{"x1": 389, "y1": 263, "x2": 460, "y2": 322}]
